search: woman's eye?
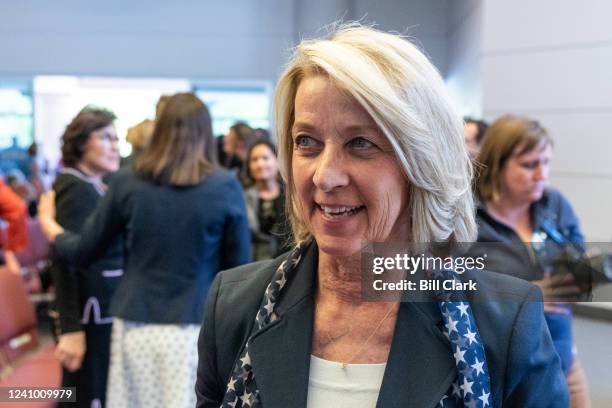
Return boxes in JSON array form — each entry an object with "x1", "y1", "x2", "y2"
[
  {"x1": 294, "y1": 135, "x2": 320, "y2": 149},
  {"x1": 348, "y1": 137, "x2": 375, "y2": 149}
]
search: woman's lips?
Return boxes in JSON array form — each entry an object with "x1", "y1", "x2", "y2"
[{"x1": 315, "y1": 203, "x2": 365, "y2": 220}]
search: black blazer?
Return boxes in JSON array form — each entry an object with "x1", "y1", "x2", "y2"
[
  {"x1": 196, "y1": 243, "x2": 569, "y2": 407},
  {"x1": 54, "y1": 167, "x2": 251, "y2": 325},
  {"x1": 52, "y1": 169, "x2": 123, "y2": 333}
]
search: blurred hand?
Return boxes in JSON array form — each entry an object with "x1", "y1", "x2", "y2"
[
  {"x1": 37, "y1": 191, "x2": 56, "y2": 220},
  {"x1": 37, "y1": 191, "x2": 64, "y2": 241},
  {"x1": 55, "y1": 331, "x2": 86, "y2": 372},
  {"x1": 4, "y1": 250, "x2": 21, "y2": 275},
  {"x1": 533, "y1": 272, "x2": 581, "y2": 304}
]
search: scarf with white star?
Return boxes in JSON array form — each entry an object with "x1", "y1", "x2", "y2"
[{"x1": 221, "y1": 245, "x2": 492, "y2": 408}]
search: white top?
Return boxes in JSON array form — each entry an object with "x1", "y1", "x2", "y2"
[{"x1": 306, "y1": 355, "x2": 386, "y2": 408}]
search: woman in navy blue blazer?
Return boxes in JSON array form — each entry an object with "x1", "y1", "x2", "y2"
[
  {"x1": 196, "y1": 25, "x2": 568, "y2": 408},
  {"x1": 40, "y1": 93, "x2": 251, "y2": 407}
]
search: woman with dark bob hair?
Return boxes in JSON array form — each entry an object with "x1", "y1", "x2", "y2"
[
  {"x1": 196, "y1": 25, "x2": 568, "y2": 408},
  {"x1": 51, "y1": 106, "x2": 123, "y2": 408},
  {"x1": 475, "y1": 115, "x2": 590, "y2": 407},
  {"x1": 39, "y1": 93, "x2": 251, "y2": 407}
]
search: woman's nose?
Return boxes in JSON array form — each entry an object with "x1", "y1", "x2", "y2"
[
  {"x1": 534, "y1": 163, "x2": 547, "y2": 181},
  {"x1": 312, "y1": 148, "x2": 349, "y2": 192}
]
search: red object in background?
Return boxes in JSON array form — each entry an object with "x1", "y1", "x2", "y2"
[
  {"x1": 0, "y1": 179, "x2": 28, "y2": 252},
  {"x1": 15, "y1": 219, "x2": 50, "y2": 267},
  {"x1": 0, "y1": 267, "x2": 61, "y2": 408},
  {"x1": 15, "y1": 219, "x2": 52, "y2": 294},
  {"x1": 0, "y1": 266, "x2": 39, "y2": 362}
]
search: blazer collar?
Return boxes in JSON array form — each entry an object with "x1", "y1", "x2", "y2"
[
  {"x1": 248, "y1": 242, "x2": 317, "y2": 407},
  {"x1": 377, "y1": 301, "x2": 456, "y2": 408},
  {"x1": 248, "y1": 242, "x2": 455, "y2": 408}
]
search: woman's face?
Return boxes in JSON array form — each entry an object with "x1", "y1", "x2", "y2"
[
  {"x1": 249, "y1": 144, "x2": 278, "y2": 183},
  {"x1": 500, "y1": 141, "x2": 552, "y2": 205},
  {"x1": 291, "y1": 75, "x2": 410, "y2": 257},
  {"x1": 80, "y1": 124, "x2": 120, "y2": 176},
  {"x1": 223, "y1": 129, "x2": 237, "y2": 155}
]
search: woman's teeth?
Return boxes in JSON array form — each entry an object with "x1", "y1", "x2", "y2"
[{"x1": 319, "y1": 205, "x2": 364, "y2": 217}]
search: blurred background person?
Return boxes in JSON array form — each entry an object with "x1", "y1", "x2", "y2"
[
  {"x1": 51, "y1": 106, "x2": 123, "y2": 408},
  {"x1": 0, "y1": 176, "x2": 28, "y2": 275},
  {"x1": 121, "y1": 119, "x2": 154, "y2": 167},
  {"x1": 476, "y1": 114, "x2": 591, "y2": 407},
  {"x1": 155, "y1": 95, "x2": 170, "y2": 120},
  {"x1": 5, "y1": 168, "x2": 38, "y2": 216},
  {"x1": 39, "y1": 92, "x2": 251, "y2": 407},
  {"x1": 27, "y1": 142, "x2": 46, "y2": 196},
  {"x1": 244, "y1": 139, "x2": 289, "y2": 260},
  {"x1": 253, "y1": 127, "x2": 271, "y2": 143},
  {"x1": 464, "y1": 117, "x2": 488, "y2": 161},
  {"x1": 222, "y1": 121, "x2": 255, "y2": 185},
  {"x1": 215, "y1": 133, "x2": 227, "y2": 172},
  {"x1": 121, "y1": 95, "x2": 170, "y2": 168},
  {"x1": 0, "y1": 136, "x2": 30, "y2": 179}
]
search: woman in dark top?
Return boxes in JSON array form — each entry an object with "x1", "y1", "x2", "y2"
[
  {"x1": 475, "y1": 114, "x2": 590, "y2": 407},
  {"x1": 51, "y1": 107, "x2": 123, "y2": 408},
  {"x1": 244, "y1": 140, "x2": 290, "y2": 260},
  {"x1": 39, "y1": 93, "x2": 251, "y2": 407}
]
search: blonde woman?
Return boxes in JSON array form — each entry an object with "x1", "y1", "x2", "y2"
[
  {"x1": 122, "y1": 118, "x2": 154, "y2": 167},
  {"x1": 196, "y1": 25, "x2": 568, "y2": 408}
]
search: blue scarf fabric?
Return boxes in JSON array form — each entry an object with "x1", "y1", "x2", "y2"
[{"x1": 221, "y1": 245, "x2": 492, "y2": 408}]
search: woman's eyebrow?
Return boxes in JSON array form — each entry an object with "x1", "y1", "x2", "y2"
[
  {"x1": 291, "y1": 122, "x2": 316, "y2": 134},
  {"x1": 291, "y1": 123, "x2": 381, "y2": 139},
  {"x1": 343, "y1": 124, "x2": 380, "y2": 134}
]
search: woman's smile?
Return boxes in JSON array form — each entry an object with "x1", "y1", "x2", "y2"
[
  {"x1": 316, "y1": 203, "x2": 366, "y2": 219},
  {"x1": 292, "y1": 74, "x2": 410, "y2": 256}
]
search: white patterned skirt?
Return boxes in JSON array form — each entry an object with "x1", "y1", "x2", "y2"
[{"x1": 106, "y1": 318, "x2": 200, "y2": 408}]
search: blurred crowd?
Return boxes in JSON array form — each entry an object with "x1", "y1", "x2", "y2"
[{"x1": 0, "y1": 82, "x2": 606, "y2": 407}]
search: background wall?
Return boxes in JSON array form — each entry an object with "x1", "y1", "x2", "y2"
[
  {"x1": 0, "y1": 0, "x2": 294, "y2": 80},
  {"x1": 0, "y1": 0, "x2": 453, "y2": 175},
  {"x1": 0, "y1": 0, "x2": 450, "y2": 81},
  {"x1": 445, "y1": 0, "x2": 483, "y2": 116},
  {"x1": 480, "y1": 0, "x2": 612, "y2": 242},
  {"x1": 1, "y1": 0, "x2": 611, "y2": 243}
]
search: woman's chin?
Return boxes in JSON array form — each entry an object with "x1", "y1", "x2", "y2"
[
  {"x1": 528, "y1": 189, "x2": 545, "y2": 203},
  {"x1": 315, "y1": 236, "x2": 364, "y2": 258}
]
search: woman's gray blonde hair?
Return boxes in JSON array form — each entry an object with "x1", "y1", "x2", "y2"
[{"x1": 276, "y1": 24, "x2": 476, "y2": 244}]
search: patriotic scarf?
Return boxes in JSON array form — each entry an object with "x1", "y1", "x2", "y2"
[{"x1": 221, "y1": 244, "x2": 492, "y2": 408}]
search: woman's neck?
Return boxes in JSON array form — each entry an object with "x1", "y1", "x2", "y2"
[
  {"x1": 256, "y1": 178, "x2": 280, "y2": 198},
  {"x1": 76, "y1": 163, "x2": 104, "y2": 182},
  {"x1": 486, "y1": 197, "x2": 534, "y2": 242},
  {"x1": 317, "y1": 251, "x2": 368, "y2": 306},
  {"x1": 313, "y1": 250, "x2": 400, "y2": 364}
]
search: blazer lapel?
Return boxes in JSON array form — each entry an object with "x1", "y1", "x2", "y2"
[
  {"x1": 248, "y1": 243, "x2": 317, "y2": 408},
  {"x1": 377, "y1": 301, "x2": 456, "y2": 408},
  {"x1": 247, "y1": 243, "x2": 456, "y2": 408}
]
